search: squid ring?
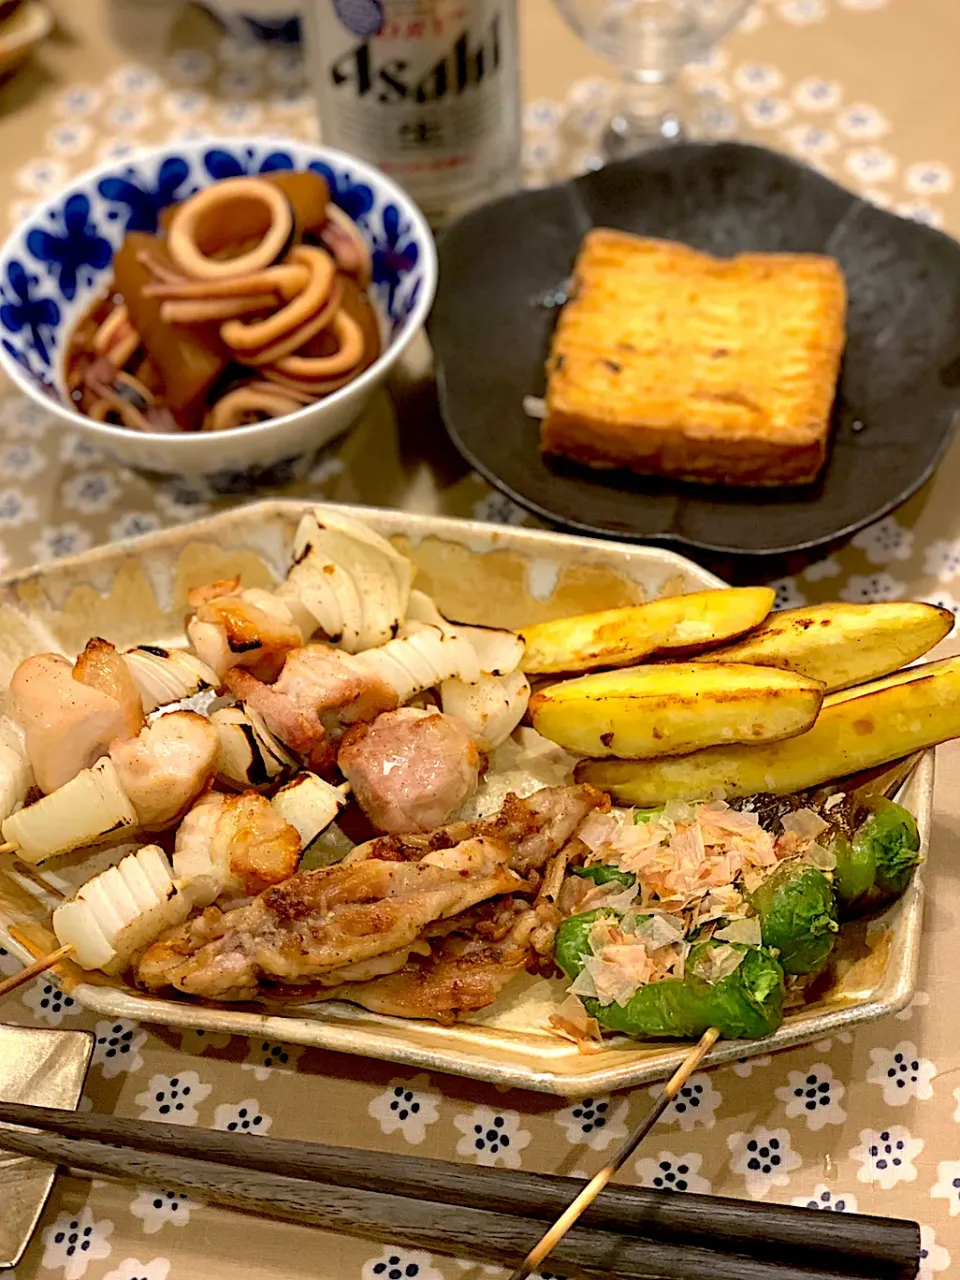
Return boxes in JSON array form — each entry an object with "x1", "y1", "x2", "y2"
[
  {"x1": 161, "y1": 293, "x2": 278, "y2": 324},
  {"x1": 167, "y1": 177, "x2": 294, "y2": 281},
  {"x1": 92, "y1": 304, "x2": 130, "y2": 354},
  {"x1": 273, "y1": 310, "x2": 365, "y2": 380},
  {"x1": 204, "y1": 386, "x2": 302, "y2": 432},
  {"x1": 220, "y1": 246, "x2": 335, "y2": 353},
  {"x1": 143, "y1": 263, "x2": 308, "y2": 301},
  {"x1": 241, "y1": 280, "x2": 344, "y2": 367}
]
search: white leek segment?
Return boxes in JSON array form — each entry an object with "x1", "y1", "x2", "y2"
[
  {"x1": 354, "y1": 622, "x2": 481, "y2": 704},
  {"x1": 271, "y1": 772, "x2": 346, "y2": 847},
  {"x1": 441, "y1": 669, "x2": 531, "y2": 750},
  {"x1": 281, "y1": 510, "x2": 413, "y2": 653},
  {"x1": 52, "y1": 844, "x2": 190, "y2": 973},
  {"x1": 2, "y1": 757, "x2": 138, "y2": 864},
  {"x1": 0, "y1": 714, "x2": 33, "y2": 823},
  {"x1": 210, "y1": 705, "x2": 296, "y2": 790},
  {"x1": 122, "y1": 646, "x2": 220, "y2": 712}
]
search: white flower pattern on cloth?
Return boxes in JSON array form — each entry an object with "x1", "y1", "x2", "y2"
[
  {"x1": 792, "y1": 76, "x2": 842, "y2": 111},
  {"x1": 733, "y1": 63, "x2": 784, "y2": 94},
  {"x1": 865, "y1": 1041, "x2": 936, "y2": 1106},
  {"x1": 41, "y1": 1208, "x2": 114, "y2": 1280},
  {"x1": 851, "y1": 515, "x2": 914, "y2": 564},
  {"x1": 850, "y1": 1126, "x2": 923, "y2": 1188},
  {"x1": 453, "y1": 1105, "x2": 531, "y2": 1167},
  {"x1": 0, "y1": 440, "x2": 45, "y2": 479},
  {"x1": 775, "y1": 1064, "x2": 847, "y2": 1130},
  {"x1": 742, "y1": 97, "x2": 793, "y2": 128},
  {"x1": 803, "y1": 556, "x2": 841, "y2": 581},
  {"x1": 134, "y1": 1070, "x2": 212, "y2": 1124},
  {"x1": 58, "y1": 432, "x2": 105, "y2": 467},
  {"x1": 836, "y1": 102, "x2": 889, "y2": 140},
  {"x1": 918, "y1": 1225, "x2": 951, "y2": 1276},
  {"x1": 471, "y1": 491, "x2": 530, "y2": 526},
  {"x1": 923, "y1": 538, "x2": 960, "y2": 582},
  {"x1": 791, "y1": 1184, "x2": 858, "y2": 1212},
  {"x1": 241, "y1": 1038, "x2": 304, "y2": 1081},
  {"x1": 930, "y1": 1161, "x2": 960, "y2": 1216},
  {"x1": 651, "y1": 1072, "x2": 721, "y2": 1130},
  {"x1": 895, "y1": 989, "x2": 930, "y2": 1021},
  {"x1": 838, "y1": 573, "x2": 906, "y2": 602},
  {"x1": 213, "y1": 1098, "x2": 273, "y2": 1134},
  {"x1": 554, "y1": 1094, "x2": 628, "y2": 1151},
  {"x1": 783, "y1": 124, "x2": 839, "y2": 158},
  {"x1": 731, "y1": 1054, "x2": 773, "y2": 1078},
  {"x1": 129, "y1": 1187, "x2": 192, "y2": 1235},
  {"x1": 845, "y1": 146, "x2": 898, "y2": 182},
  {"x1": 361, "y1": 1247, "x2": 444, "y2": 1280},
  {"x1": 904, "y1": 161, "x2": 953, "y2": 194},
  {"x1": 20, "y1": 977, "x2": 81, "y2": 1025},
  {"x1": 61, "y1": 471, "x2": 124, "y2": 515},
  {"x1": 767, "y1": 577, "x2": 807, "y2": 609},
  {"x1": 92, "y1": 1019, "x2": 147, "y2": 1078},
  {"x1": 108, "y1": 512, "x2": 162, "y2": 542},
  {"x1": 178, "y1": 1027, "x2": 232, "y2": 1055},
  {"x1": 100, "y1": 1259, "x2": 170, "y2": 1280},
  {"x1": 368, "y1": 1074, "x2": 441, "y2": 1145},
  {"x1": 31, "y1": 523, "x2": 95, "y2": 563},
  {"x1": 0, "y1": 486, "x2": 37, "y2": 526},
  {"x1": 727, "y1": 1127, "x2": 802, "y2": 1198},
  {"x1": 635, "y1": 1150, "x2": 711, "y2": 1193},
  {"x1": 776, "y1": 0, "x2": 828, "y2": 26}
]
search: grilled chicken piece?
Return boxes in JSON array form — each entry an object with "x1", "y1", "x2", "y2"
[
  {"x1": 172, "y1": 790, "x2": 302, "y2": 907},
  {"x1": 225, "y1": 644, "x2": 398, "y2": 759},
  {"x1": 138, "y1": 835, "x2": 521, "y2": 1000},
  {"x1": 108, "y1": 710, "x2": 218, "y2": 829},
  {"x1": 73, "y1": 638, "x2": 144, "y2": 737},
  {"x1": 319, "y1": 903, "x2": 538, "y2": 1020},
  {"x1": 10, "y1": 649, "x2": 142, "y2": 794},
  {"x1": 351, "y1": 783, "x2": 609, "y2": 877},
  {"x1": 338, "y1": 707, "x2": 480, "y2": 834},
  {"x1": 187, "y1": 577, "x2": 306, "y2": 683}
]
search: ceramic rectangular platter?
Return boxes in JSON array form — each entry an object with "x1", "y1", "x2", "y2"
[{"x1": 0, "y1": 501, "x2": 930, "y2": 1096}]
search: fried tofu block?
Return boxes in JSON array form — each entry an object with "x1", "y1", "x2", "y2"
[{"x1": 541, "y1": 231, "x2": 847, "y2": 487}]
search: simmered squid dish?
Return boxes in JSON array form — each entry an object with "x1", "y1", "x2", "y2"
[{"x1": 66, "y1": 172, "x2": 381, "y2": 434}]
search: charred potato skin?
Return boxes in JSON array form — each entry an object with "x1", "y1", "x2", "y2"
[
  {"x1": 519, "y1": 587, "x2": 775, "y2": 676},
  {"x1": 694, "y1": 601, "x2": 953, "y2": 693}
]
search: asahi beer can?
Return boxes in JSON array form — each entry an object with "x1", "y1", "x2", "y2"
[{"x1": 306, "y1": 0, "x2": 522, "y2": 226}]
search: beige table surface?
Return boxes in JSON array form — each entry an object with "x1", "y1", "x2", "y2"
[{"x1": 2, "y1": 1, "x2": 960, "y2": 1278}]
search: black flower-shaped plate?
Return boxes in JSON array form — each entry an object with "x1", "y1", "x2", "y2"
[{"x1": 429, "y1": 142, "x2": 960, "y2": 555}]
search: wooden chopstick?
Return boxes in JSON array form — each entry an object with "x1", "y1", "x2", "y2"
[
  {"x1": 0, "y1": 1101, "x2": 919, "y2": 1280},
  {"x1": 0, "y1": 1122, "x2": 907, "y2": 1280}
]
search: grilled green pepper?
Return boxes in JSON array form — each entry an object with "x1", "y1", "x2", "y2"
[
  {"x1": 554, "y1": 911, "x2": 784, "y2": 1041},
  {"x1": 749, "y1": 862, "x2": 839, "y2": 975},
  {"x1": 571, "y1": 865, "x2": 636, "y2": 888},
  {"x1": 829, "y1": 798, "x2": 921, "y2": 914}
]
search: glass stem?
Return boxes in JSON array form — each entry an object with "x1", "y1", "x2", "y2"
[{"x1": 615, "y1": 72, "x2": 683, "y2": 144}]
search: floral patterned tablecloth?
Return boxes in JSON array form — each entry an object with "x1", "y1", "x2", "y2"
[{"x1": 3, "y1": 2, "x2": 960, "y2": 1279}]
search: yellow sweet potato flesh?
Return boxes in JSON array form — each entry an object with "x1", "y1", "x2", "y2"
[
  {"x1": 519, "y1": 587, "x2": 775, "y2": 675},
  {"x1": 578, "y1": 655, "x2": 960, "y2": 803},
  {"x1": 695, "y1": 601, "x2": 953, "y2": 693},
  {"x1": 529, "y1": 661, "x2": 823, "y2": 759}
]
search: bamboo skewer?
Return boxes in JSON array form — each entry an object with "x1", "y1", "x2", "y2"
[
  {"x1": 508, "y1": 1026, "x2": 721, "y2": 1280},
  {"x1": 0, "y1": 943, "x2": 75, "y2": 999}
]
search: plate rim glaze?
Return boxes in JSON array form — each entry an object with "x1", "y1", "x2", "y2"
[
  {"x1": 0, "y1": 499, "x2": 928, "y2": 1096},
  {"x1": 431, "y1": 140, "x2": 960, "y2": 555}
]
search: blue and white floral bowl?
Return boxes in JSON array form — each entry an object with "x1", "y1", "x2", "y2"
[{"x1": 0, "y1": 138, "x2": 436, "y2": 482}]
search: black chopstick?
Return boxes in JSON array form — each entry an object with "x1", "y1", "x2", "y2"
[
  {"x1": 0, "y1": 1122, "x2": 909, "y2": 1280},
  {"x1": 0, "y1": 1101, "x2": 919, "y2": 1280}
]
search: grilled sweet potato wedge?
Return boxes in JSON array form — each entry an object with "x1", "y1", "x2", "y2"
[
  {"x1": 695, "y1": 601, "x2": 952, "y2": 692},
  {"x1": 579, "y1": 656, "x2": 960, "y2": 803},
  {"x1": 519, "y1": 587, "x2": 774, "y2": 676},
  {"x1": 529, "y1": 661, "x2": 823, "y2": 759}
]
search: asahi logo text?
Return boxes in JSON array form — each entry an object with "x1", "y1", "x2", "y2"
[{"x1": 330, "y1": 15, "x2": 502, "y2": 104}]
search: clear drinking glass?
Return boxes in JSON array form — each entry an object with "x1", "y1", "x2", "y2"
[{"x1": 553, "y1": 0, "x2": 753, "y2": 159}]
